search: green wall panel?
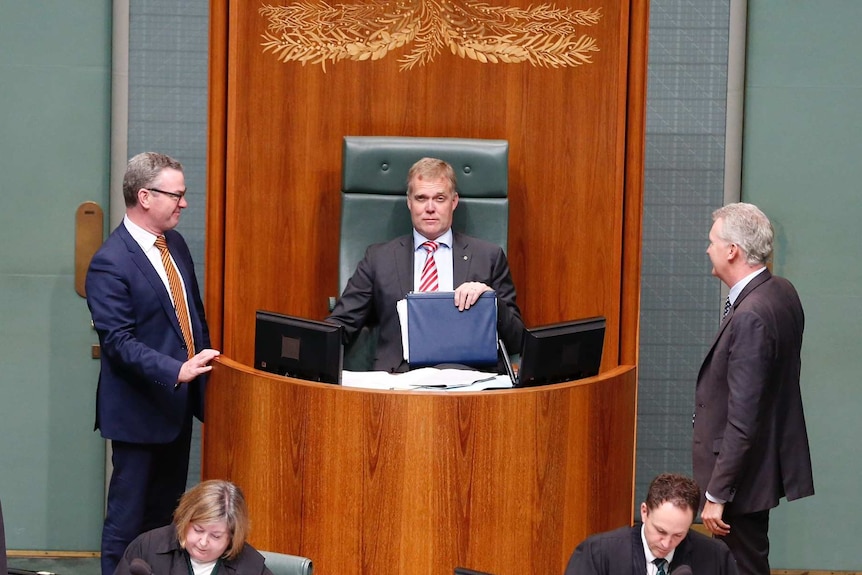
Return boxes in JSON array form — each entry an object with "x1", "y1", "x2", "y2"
[
  {"x1": 0, "y1": 0, "x2": 111, "y2": 550},
  {"x1": 743, "y1": 1, "x2": 862, "y2": 570}
]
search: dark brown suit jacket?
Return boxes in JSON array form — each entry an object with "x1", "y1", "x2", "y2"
[
  {"x1": 693, "y1": 269, "x2": 814, "y2": 514},
  {"x1": 328, "y1": 231, "x2": 524, "y2": 372}
]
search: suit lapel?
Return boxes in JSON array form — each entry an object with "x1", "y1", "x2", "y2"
[
  {"x1": 699, "y1": 268, "x2": 773, "y2": 379},
  {"x1": 400, "y1": 231, "x2": 468, "y2": 291},
  {"x1": 394, "y1": 235, "x2": 414, "y2": 295},
  {"x1": 630, "y1": 525, "x2": 646, "y2": 575},
  {"x1": 734, "y1": 268, "x2": 771, "y2": 308},
  {"x1": 117, "y1": 225, "x2": 185, "y2": 343},
  {"x1": 452, "y1": 232, "x2": 470, "y2": 286}
]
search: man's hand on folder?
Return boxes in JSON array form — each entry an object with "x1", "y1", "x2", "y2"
[{"x1": 454, "y1": 281, "x2": 493, "y2": 311}]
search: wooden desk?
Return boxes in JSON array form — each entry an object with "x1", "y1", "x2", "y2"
[{"x1": 203, "y1": 357, "x2": 637, "y2": 575}]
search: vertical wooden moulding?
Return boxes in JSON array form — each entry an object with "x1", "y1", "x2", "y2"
[{"x1": 75, "y1": 201, "x2": 104, "y2": 298}]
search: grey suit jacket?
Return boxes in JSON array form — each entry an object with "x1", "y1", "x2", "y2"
[
  {"x1": 328, "y1": 231, "x2": 524, "y2": 372},
  {"x1": 565, "y1": 524, "x2": 738, "y2": 575},
  {"x1": 693, "y1": 269, "x2": 814, "y2": 514}
]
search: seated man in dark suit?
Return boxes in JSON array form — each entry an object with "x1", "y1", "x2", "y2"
[
  {"x1": 328, "y1": 157, "x2": 524, "y2": 373},
  {"x1": 565, "y1": 473, "x2": 738, "y2": 575}
]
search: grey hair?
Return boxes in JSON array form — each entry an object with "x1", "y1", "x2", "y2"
[
  {"x1": 123, "y1": 152, "x2": 183, "y2": 208},
  {"x1": 712, "y1": 202, "x2": 773, "y2": 265}
]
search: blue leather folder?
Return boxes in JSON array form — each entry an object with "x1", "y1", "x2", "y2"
[{"x1": 406, "y1": 291, "x2": 498, "y2": 368}]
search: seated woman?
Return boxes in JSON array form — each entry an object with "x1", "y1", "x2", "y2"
[{"x1": 115, "y1": 479, "x2": 274, "y2": 575}]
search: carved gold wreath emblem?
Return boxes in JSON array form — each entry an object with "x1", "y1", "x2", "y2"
[{"x1": 260, "y1": 1, "x2": 601, "y2": 72}]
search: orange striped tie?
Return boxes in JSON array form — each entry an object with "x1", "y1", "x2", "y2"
[{"x1": 155, "y1": 235, "x2": 195, "y2": 358}]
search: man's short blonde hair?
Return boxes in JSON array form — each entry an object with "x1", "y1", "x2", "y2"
[{"x1": 406, "y1": 157, "x2": 458, "y2": 197}]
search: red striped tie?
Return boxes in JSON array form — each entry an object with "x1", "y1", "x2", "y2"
[
  {"x1": 155, "y1": 235, "x2": 195, "y2": 358},
  {"x1": 419, "y1": 241, "x2": 439, "y2": 292}
]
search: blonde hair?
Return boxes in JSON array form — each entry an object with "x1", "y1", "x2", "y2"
[
  {"x1": 406, "y1": 157, "x2": 458, "y2": 197},
  {"x1": 173, "y1": 480, "x2": 249, "y2": 561}
]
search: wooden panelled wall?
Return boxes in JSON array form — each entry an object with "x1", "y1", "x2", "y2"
[{"x1": 205, "y1": 0, "x2": 648, "y2": 367}]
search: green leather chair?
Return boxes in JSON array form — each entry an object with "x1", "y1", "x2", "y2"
[
  {"x1": 259, "y1": 550, "x2": 313, "y2": 575},
  {"x1": 337, "y1": 136, "x2": 510, "y2": 371}
]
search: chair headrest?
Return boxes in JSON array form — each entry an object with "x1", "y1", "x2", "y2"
[{"x1": 342, "y1": 136, "x2": 508, "y2": 198}]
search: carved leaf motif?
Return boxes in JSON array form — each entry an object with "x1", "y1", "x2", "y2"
[{"x1": 259, "y1": 0, "x2": 602, "y2": 72}]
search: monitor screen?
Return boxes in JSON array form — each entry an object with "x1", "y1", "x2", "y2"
[
  {"x1": 516, "y1": 316, "x2": 606, "y2": 387},
  {"x1": 254, "y1": 310, "x2": 343, "y2": 384}
]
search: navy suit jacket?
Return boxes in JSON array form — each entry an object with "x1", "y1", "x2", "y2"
[
  {"x1": 693, "y1": 269, "x2": 814, "y2": 514},
  {"x1": 85, "y1": 224, "x2": 210, "y2": 444},
  {"x1": 565, "y1": 524, "x2": 738, "y2": 575},
  {"x1": 328, "y1": 231, "x2": 524, "y2": 372}
]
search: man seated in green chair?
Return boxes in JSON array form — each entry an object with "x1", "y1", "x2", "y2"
[{"x1": 327, "y1": 157, "x2": 524, "y2": 373}]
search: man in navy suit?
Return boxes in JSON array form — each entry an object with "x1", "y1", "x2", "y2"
[
  {"x1": 565, "y1": 473, "x2": 738, "y2": 575},
  {"x1": 85, "y1": 152, "x2": 220, "y2": 575},
  {"x1": 694, "y1": 203, "x2": 814, "y2": 574},
  {"x1": 328, "y1": 157, "x2": 524, "y2": 372}
]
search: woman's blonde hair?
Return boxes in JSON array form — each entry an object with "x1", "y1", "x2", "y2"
[{"x1": 173, "y1": 479, "x2": 249, "y2": 561}]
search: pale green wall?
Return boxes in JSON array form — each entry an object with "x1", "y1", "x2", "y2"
[
  {"x1": 0, "y1": 1, "x2": 111, "y2": 550},
  {"x1": 742, "y1": 2, "x2": 862, "y2": 571},
  {"x1": 1, "y1": 1, "x2": 860, "y2": 569}
]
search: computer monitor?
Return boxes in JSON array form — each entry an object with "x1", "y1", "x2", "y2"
[
  {"x1": 515, "y1": 316, "x2": 606, "y2": 387},
  {"x1": 254, "y1": 310, "x2": 343, "y2": 384}
]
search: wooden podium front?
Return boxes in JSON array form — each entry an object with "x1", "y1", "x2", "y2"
[{"x1": 203, "y1": 357, "x2": 637, "y2": 575}]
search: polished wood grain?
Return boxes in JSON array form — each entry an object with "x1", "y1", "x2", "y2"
[
  {"x1": 205, "y1": 0, "x2": 228, "y2": 348},
  {"x1": 621, "y1": 0, "x2": 649, "y2": 367},
  {"x1": 203, "y1": 357, "x2": 637, "y2": 575},
  {"x1": 205, "y1": 0, "x2": 648, "y2": 373},
  {"x1": 204, "y1": 4, "x2": 648, "y2": 571}
]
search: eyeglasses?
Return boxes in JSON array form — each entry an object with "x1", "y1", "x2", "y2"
[{"x1": 146, "y1": 188, "x2": 186, "y2": 202}]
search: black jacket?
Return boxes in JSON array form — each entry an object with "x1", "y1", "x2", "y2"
[
  {"x1": 114, "y1": 525, "x2": 273, "y2": 575},
  {"x1": 565, "y1": 524, "x2": 738, "y2": 575}
]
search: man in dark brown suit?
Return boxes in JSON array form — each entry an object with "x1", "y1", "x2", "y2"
[{"x1": 693, "y1": 202, "x2": 814, "y2": 575}]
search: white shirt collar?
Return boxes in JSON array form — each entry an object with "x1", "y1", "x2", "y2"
[
  {"x1": 413, "y1": 228, "x2": 453, "y2": 250},
  {"x1": 123, "y1": 215, "x2": 159, "y2": 252},
  {"x1": 728, "y1": 266, "x2": 767, "y2": 305},
  {"x1": 641, "y1": 524, "x2": 676, "y2": 571}
]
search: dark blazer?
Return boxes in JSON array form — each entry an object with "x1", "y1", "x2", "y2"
[
  {"x1": 114, "y1": 525, "x2": 273, "y2": 575},
  {"x1": 85, "y1": 224, "x2": 210, "y2": 444},
  {"x1": 564, "y1": 524, "x2": 738, "y2": 575},
  {"x1": 693, "y1": 269, "x2": 814, "y2": 514},
  {"x1": 0, "y1": 498, "x2": 6, "y2": 575},
  {"x1": 328, "y1": 231, "x2": 524, "y2": 372}
]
